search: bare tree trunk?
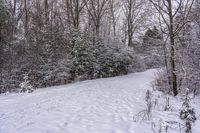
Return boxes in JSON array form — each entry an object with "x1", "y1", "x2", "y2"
[
  {"x1": 127, "y1": 0, "x2": 133, "y2": 46},
  {"x1": 168, "y1": 0, "x2": 178, "y2": 96},
  {"x1": 24, "y1": 0, "x2": 28, "y2": 37},
  {"x1": 13, "y1": 0, "x2": 17, "y2": 15},
  {"x1": 50, "y1": 0, "x2": 54, "y2": 39},
  {"x1": 128, "y1": 18, "x2": 133, "y2": 46},
  {"x1": 44, "y1": 0, "x2": 49, "y2": 26},
  {"x1": 74, "y1": 0, "x2": 80, "y2": 28},
  {"x1": 109, "y1": 0, "x2": 118, "y2": 37}
]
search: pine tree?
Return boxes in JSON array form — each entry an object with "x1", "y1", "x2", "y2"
[
  {"x1": 19, "y1": 74, "x2": 34, "y2": 93},
  {"x1": 142, "y1": 26, "x2": 162, "y2": 51},
  {"x1": 180, "y1": 89, "x2": 196, "y2": 133},
  {"x1": 70, "y1": 29, "x2": 96, "y2": 81},
  {"x1": 142, "y1": 26, "x2": 163, "y2": 69}
]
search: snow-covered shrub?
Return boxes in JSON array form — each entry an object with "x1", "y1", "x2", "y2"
[
  {"x1": 154, "y1": 69, "x2": 171, "y2": 95},
  {"x1": 180, "y1": 89, "x2": 196, "y2": 133},
  {"x1": 19, "y1": 74, "x2": 34, "y2": 93},
  {"x1": 125, "y1": 48, "x2": 145, "y2": 73},
  {"x1": 180, "y1": 90, "x2": 196, "y2": 122},
  {"x1": 69, "y1": 30, "x2": 96, "y2": 81},
  {"x1": 0, "y1": 24, "x2": 142, "y2": 93},
  {"x1": 146, "y1": 90, "x2": 152, "y2": 119},
  {"x1": 37, "y1": 59, "x2": 72, "y2": 87},
  {"x1": 70, "y1": 42, "x2": 132, "y2": 80},
  {"x1": 143, "y1": 54, "x2": 164, "y2": 69},
  {"x1": 133, "y1": 90, "x2": 153, "y2": 121},
  {"x1": 164, "y1": 97, "x2": 170, "y2": 111},
  {"x1": 137, "y1": 26, "x2": 164, "y2": 69},
  {"x1": 69, "y1": 28, "x2": 135, "y2": 80},
  {"x1": 151, "y1": 119, "x2": 170, "y2": 133},
  {"x1": 96, "y1": 46, "x2": 132, "y2": 78}
]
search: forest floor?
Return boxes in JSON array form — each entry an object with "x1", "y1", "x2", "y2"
[{"x1": 0, "y1": 69, "x2": 200, "y2": 133}]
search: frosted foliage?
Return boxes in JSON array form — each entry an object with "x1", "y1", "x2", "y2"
[
  {"x1": 136, "y1": 26, "x2": 164, "y2": 69},
  {"x1": 180, "y1": 89, "x2": 196, "y2": 123},
  {"x1": 19, "y1": 74, "x2": 34, "y2": 93},
  {"x1": 176, "y1": 23, "x2": 200, "y2": 95}
]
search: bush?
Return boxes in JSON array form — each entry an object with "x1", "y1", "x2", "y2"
[
  {"x1": 69, "y1": 29, "x2": 136, "y2": 81},
  {"x1": 180, "y1": 89, "x2": 196, "y2": 133},
  {"x1": 19, "y1": 74, "x2": 34, "y2": 93},
  {"x1": 96, "y1": 46, "x2": 131, "y2": 78},
  {"x1": 154, "y1": 69, "x2": 172, "y2": 94}
]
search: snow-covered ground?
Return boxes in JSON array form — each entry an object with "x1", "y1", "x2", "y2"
[{"x1": 0, "y1": 69, "x2": 199, "y2": 133}]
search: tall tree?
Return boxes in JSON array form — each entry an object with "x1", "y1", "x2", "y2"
[
  {"x1": 84, "y1": 0, "x2": 109, "y2": 38},
  {"x1": 63, "y1": 0, "x2": 85, "y2": 29},
  {"x1": 122, "y1": 0, "x2": 146, "y2": 47},
  {"x1": 23, "y1": 0, "x2": 29, "y2": 37},
  {"x1": 44, "y1": 0, "x2": 49, "y2": 25},
  {"x1": 149, "y1": 0, "x2": 194, "y2": 96},
  {"x1": 108, "y1": 0, "x2": 120, "y2": 37}
]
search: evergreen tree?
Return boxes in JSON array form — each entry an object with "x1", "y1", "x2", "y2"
[
  {"x1": 141, "y1": 26, "x2": 164, "y2": 69},
  {"x1": 180, "y1": 89, "x2": 196, "y2": 133},
  {"x1": 19, "y1": 74, "x2": 34, "y2": 93},
  {"x1": 142, "y1": 26, "x2": 162, "y2": 51},
  {"x1": 70, "y1": 29, "x2": 96, "y2": 81}
]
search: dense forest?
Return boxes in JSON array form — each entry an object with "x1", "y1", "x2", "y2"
[{"x1": 0, "y1": 0, "x2": 200, "y2": 96}]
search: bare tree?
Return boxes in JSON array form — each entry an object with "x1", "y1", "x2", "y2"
[
  {"x1": 44, "y1": 0, "x2": 49, "y2": 25},
  {"x1": 192, "y1": 0, "x2": 200, "y2": 28},
  {"x1": 84, "y1": 0, "x2": 109, "y2": 38},
  {"x1": 62, "y1": 0, "x2": 85, "y2": 29},
  {"x1": 149, "y1": 0, "x2": 195, "y2": 96},
  {"x1": 108, "y1": 0, "x2": 120, "y2": 37},
  {"x1": 100, "y1": 0, "x2": 121, "y2": 43},
  {"x1": 122, "y1": 0, "x2": 146, "y2": 47},
  {"x1": 23, "y1": 0, "x2": 29, "y2": 37}
]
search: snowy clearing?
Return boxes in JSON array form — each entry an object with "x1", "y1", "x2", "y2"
[{"x1": 0, "y1": 69, "x2": 199, "y2": 133}]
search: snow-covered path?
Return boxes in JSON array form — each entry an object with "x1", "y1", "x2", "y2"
[
  {"x1": 1, "y1": 69, "x2": 199, "y2": 133},
  {"x1": 0, "y1": 69, "x2": 156, "y2": 133}
]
